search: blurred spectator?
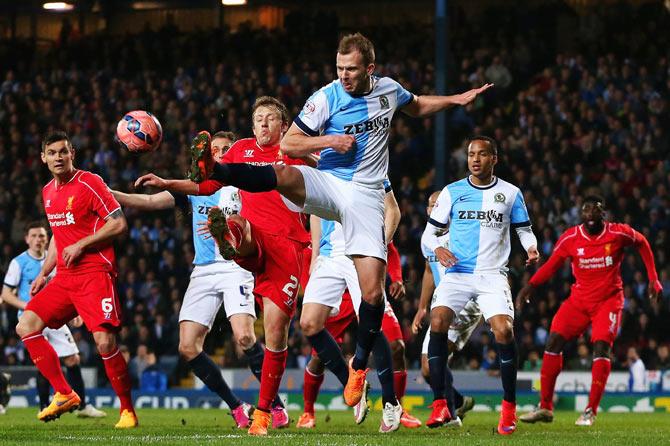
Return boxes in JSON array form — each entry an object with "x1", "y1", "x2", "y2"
[{"x1": 627, "y1": 346, "x2": 647, "y2": 392}]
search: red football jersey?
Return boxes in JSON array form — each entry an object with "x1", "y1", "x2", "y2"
[
  {"x1": 529, "y1": 222, "x2": 639, "y2": 302},
  {"x1": 222, "y1": 138, "x2": 309, "y2": 243},
  {"x1": 43, "y1": 169, "x2": 121, "y2": 275}
]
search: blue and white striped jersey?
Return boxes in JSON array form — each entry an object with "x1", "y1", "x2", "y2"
[
  {"x1": 174, "y1": 186, "x2": 241, "y2": 274},
  {"x1": 3, "y1": 250, "x2": 45, "y2": 313},
  {"x1": 295, "y1": 76, "x2": 414, "y2": 188},
  {"x1": 428, "y1": 176, "x2": 531, "y2": 275}
]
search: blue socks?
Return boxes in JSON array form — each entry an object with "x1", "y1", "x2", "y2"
[
  {"x1": 497, "y1": 341, "x2": 518, "y2": 403},
  {"x1": 351, "y1": 301, "x2": 384, "y2": 370},
  {"x1": 211, "y1": 163, "x2": 277, "y2": 192},
  {"x1": 189, "y1": 352, "x2": 240, "y2": 409},
  {"x1": 307, "y1": 330, "x2": 349, "y2": 387}
]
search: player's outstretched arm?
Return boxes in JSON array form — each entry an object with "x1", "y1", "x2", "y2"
[
  {"x1": 632, "y1": 230, "x2": 663, "y2": 300},
  {"x1": 401, "y1": 83, "x2": 494, "y2": 117},
  {"x1": 112, "y1": 189, "x2": 175, "y2": 211},
  {"x1": 134, "y1": 173, "x2": 211, "y2": 195},
  {"x1": 61, "y1": 209, "x2": 127, "y2": 268},
  {"x1": 280, "y1": 123, "x2": 356, "y2": 157},
  {"x1": 412, "y1": 260, "x2": 435, "y2": 334}
]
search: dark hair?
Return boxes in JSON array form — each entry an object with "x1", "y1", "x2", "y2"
[
  {"x1": 252, "y1": 96, "x2": 290, "y2": 125},
  {"x1": 41, "y1": 130, "x2": 72, "y2": 152},
  {"x1": 24, "y1": 221, "x2": 47, "y2": 235},
  {"x1": 583, "y1": 195, "x2": 605, "y2": 209},
  {"x1": 212, "y1": 131, "x2": 237, "y2": 143},
  {"x1": 467, "y1": 135, "x2": 498, "y2": 155},
  {"x1": 338, "y1": 32, "x2": 376, "y2": 66}
]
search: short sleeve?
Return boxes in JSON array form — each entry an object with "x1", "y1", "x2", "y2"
[
  {"x1": 170, "y1": 192, "x2": 191, "y2": 213},
  {"x1": 3, "y1": 258, "x2": 20, "y2": 288},
  {"x1": 428, "y1": 187, "x2": 452, "y2": 229},
  {"x1": 510, "y1": 190, "x2": 531, "y2": 227},
  {"x1": 79, "y1": 173, "x2": 121, "y2": 220},
  {"x1": 394, "y1": 79, "x2": 415, "y2": 108},
  {"x1": 383, "y1": 178, "x2": 392, "y2": 193},
  {"x1": 294, "y1": 89, "x2": 330, "y2": 136}
]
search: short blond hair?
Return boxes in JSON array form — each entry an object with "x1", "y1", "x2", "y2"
[
  {"x1": 252, "y1": 96, "x2": 289, "y2": 124},
  {"x1": 337, "y1": 33, "x2": 375, "y2": 65}
]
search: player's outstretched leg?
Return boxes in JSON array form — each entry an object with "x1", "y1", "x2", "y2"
[
  {"x1": 18, "y1": 318, "x2": 80, "y2": 422},
  {"x1": 95, "y1": 333, "x2": 137, "y2": 428},
  {"x1": 521, "y1": 333, "x2": 567, "y2": 424},
  {"x1": 62, "y1": 357, "x2": 107, "y2": 418},
  {"x1": 297, "y1": 358, "x2": 325, "y2": 429},
  {"x1": 207, "y1": 207, "x2": 239, "y2": 259},
  {"x1": 188, "y1": 131, "x2": 214, "y2": 182}
]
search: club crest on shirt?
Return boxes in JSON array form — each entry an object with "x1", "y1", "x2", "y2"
[
  {"x1": 379, "y1": 95, "x2": 390, "y2": 109},
  {"x1": 494, "y1": 193, "x2": 505, "y2": 203},
  {"x1": 303, "y1": 101, "x2": 316, "y2": 115},
  {"x1": 66, "y1": 196, "x2": 75, "y2": 210}
]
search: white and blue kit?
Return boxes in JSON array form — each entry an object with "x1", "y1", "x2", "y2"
[
  {"x1": 289, "y1": 76, "x2": 414, "y2": 260},
  {"x1": 4, "y1": 251, "x2": 78, "y2": 357},
  {"x1": 303, "y1": 218, "x2": 398, "y2": 323},
  {"x1": 173, "y1": 186, "x2": 255, "y2": 329},
  {"x1": 420, "y1": 234, "x2": 484, "y2": 355},
  {"x1": 421, "y1": 176, "x2": 537, "y2": 321}
]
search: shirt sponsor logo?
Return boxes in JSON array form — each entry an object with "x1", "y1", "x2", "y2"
[
  {"x1": 457, "y1": 209, "x2": 504, "y2": 229},
  {"x1": 47, "y1": 211, "x2": 76, "y2": 227},
  {"x1": 343, "y1": 116, "x2": 390, "y2": 135}
]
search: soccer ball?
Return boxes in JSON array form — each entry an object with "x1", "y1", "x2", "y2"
[{"x1": 116, "y1": 110, "x2": 163, "y2": 153}]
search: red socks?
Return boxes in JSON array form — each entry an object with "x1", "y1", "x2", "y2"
[
  {"x1": 258, "y1": 348, "x2": 288, "y2": 411},
  {"x1": 22, "y1": 331, "x2": 72, "y2": 395},
  {"x1": 303, "y1": 368, "x2": 325, "y2": 415},
  {"x1": 540, "y1": 351, "x2": 562, "y2": 411},
  {"x1": 393, "y1": 370, "x2": 407, "y2": 402},
  {"x1": 588, "y1": 357, "x2": 611, "y2": 415},
  {"x1": 101, "y1": 348, "x2": 134, "y2": 413}
]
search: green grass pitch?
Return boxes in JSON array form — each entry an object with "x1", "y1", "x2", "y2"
[{"x1": 0, "y1": 408, "x2": 668, "y2": 445}]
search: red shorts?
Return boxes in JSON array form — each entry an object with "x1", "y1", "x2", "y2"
[
  {"x1": 550, "y1": 293, "x2": 623, "y2": 346},
  {"x1": 382, "y1": 301, "x2": 404, "y2": 343},
  {"x1": 299, "y1": 246, "x2": 312, "y2": 293},
  {"x1": 26, "y1": 271, "x2": 121, "y2": 333},
  {"x1": 235, "y1": 225, "x2": 306, "y2": 317}
]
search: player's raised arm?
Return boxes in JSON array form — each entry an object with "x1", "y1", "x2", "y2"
[
  {"x1": 281, "y1": 123, "x2": 355, "y2": 157},
  {"x1": 630, "y1": 228, "x2": 663, "y2": 300},
  {"x1": 401, "y1": 83, "x2": 494, "y2": 118},
  {"x1": 112, "y1": 189, "x2": 175, "y2": 211},
  {"x1": 412, "y1": 260, "x2": 435, "y2": 334}
]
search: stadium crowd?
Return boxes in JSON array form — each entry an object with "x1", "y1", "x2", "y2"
[{"x1": 0, "y1": 4, "x2": 669, "y2": 388}]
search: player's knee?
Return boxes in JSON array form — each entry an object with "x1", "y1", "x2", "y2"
[
  {"x1": 63, "y1": 354, "x2": 80, "y2": 367},
  {"x1": 592, "y1": 341, "x2": 611, "y2": 359},
  {"x1": 300, "y1": 317, "x2": 323, "y2": 337},
  {"x1": 234, "y1": 332, "x2": 255, "y2": 351},
  {"x1": 545, "y1": 333, "x2": 565, "y2": 353},
  {"x1": 491, "y1": 319, "x2": 514, "y2": 344},
  {"x1": 429, "y1": 313, "x2": 450, "y2": 333},
  {"x1": 16, "y1": 314, "x2": 40, "y2": 338},
  {"x1": 178, "y1": 341, "x2": 200, "y2": 361},
  {"x1": 361, "y1": 288, "x2": 384, "y2": 306}
]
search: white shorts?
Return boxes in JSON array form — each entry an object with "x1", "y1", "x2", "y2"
[
  {"x1": 43, "y1": 325, "x2": 79, "y2": 358},
  {"x1": 284, "y1": 166, "x2": 386, "y2": 260},
  {"x1": 431, "y1": 273, "x2": 514, "y2": 322},
  {"x1": 303, "y1": 254, "x2": 393, "y2": 317},
  {"x1": 303, "y1": 255, "x2": 361, "y2": 314},
  {"x1": 421, "y1": 299, "x2": 483, "y2": 355},
  {"x1": 179, "y1": 267, "x2": 255, "y2": 330}
]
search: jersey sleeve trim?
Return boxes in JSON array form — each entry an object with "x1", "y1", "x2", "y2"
[
  {"x1": 294, "y1": 117, "x2": 319, "y2": 137},
  {"x1": 511, "y1": 220, "x2": 531, "y2": 229},
  {"x1": 428, "y1": 217, "x2": 448, "y2": 229},
  {"x1": 103, "y1": 206, "x2": 122, "y2": 220}
]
